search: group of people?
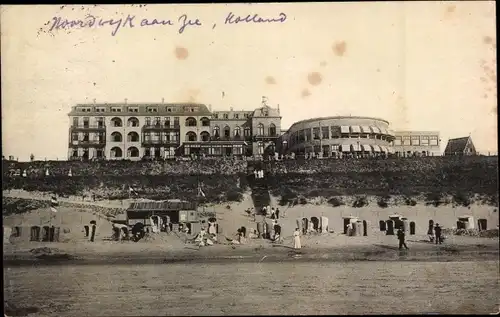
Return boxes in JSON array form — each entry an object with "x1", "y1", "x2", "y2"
[{"x1": 396, "y1": 222, "x2": 445, "y2": 250}]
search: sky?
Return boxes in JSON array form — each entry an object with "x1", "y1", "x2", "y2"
[{"x1": 1, "y1": 2, "x2": 497, "y2": 160}]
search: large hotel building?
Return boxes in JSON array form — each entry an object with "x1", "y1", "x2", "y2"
[{"x1": 67, "y1": 98, "x2": 441, "y2": 160}]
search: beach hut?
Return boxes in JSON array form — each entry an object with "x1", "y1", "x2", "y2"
[
  {"x1": 342, "y1": 216, "x2": 358, "y2": 234},
  {"x1": 320, "y1": 216, "x2": 329, "y2": 233},
  {"x1": 410, "y1": 221, "x2": 416, "y2": 235},
  {"x1": 311, "y1": 217, "x2": 320, "y2": 231},
  {"x1": 265, "y1": 222, "x2": 273, "y2": 239},
  {"x1": 457, "y1": 215, "x2": 475, "y2": 230},
  {"x1": 379, "y1": 220, "x2": 386, "y2": 231},
  {"x1": 389, "y1": 214, "x2": 403, "y2": 230},
  {"x1": 3, "y1": 227, "x2": 12, "y2": 244},
  {"x1": 356, "y1": 221, "x2": 364, "y2": 236},
  {"x1": 30, "y1": 226, "x2": 41, "y2": 241},
  {"x1": 296, "y1": 218, "x2": 303, "y2": 233},
  {"x1": 478, "y1": 219, "x2": 487, "y2": 231},
  {"x1": 402, "y1": 218, "x2": 410, "y2": 233},
  {"x1": 302, "y1": 218, "x2": 309, "y2": 234},
  {"x1": 385, "y1": 220, "x2": 394, "y2": 235}
]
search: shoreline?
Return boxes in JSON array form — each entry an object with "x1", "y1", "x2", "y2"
[{"x1": 4, "y1": 241, "x2": 499, "y2": 267}]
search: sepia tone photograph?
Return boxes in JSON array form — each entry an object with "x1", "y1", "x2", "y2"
[{"x1": 2, "y1": 2, "x2": 498, "y2": 316}]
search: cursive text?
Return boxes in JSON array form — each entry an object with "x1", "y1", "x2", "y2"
[{"x1": 224, "y1": 12, "x2": 287, "y2": 25}]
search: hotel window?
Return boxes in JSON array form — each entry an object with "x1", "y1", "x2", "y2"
[
  {"x1": 212, "y1": 147, "x2": 222, "y2": 156},
  {"x1": 244, "y1": 127, "x2": 251, "y2": 137},
  {"x1": 403, "y1": 136, "x2": 411, "y2": 145},
  {"x1": 83, "y1": 117, "x2": 90, "y2": 128},
  {"x1": 145, "y1": 117, "x2": 151, "y2": 126},
  {"x1": 394, "y1": 137, "x2": 402, "y2": 146},
  {"x1": 144, "y1": 132, "x2": 151, "y2": 141},
  {"x1": 244, "y1": 113, "x2": 249, "y2": 118},
  {"x1": 71, "y1": 132, "x2": 78, "y2": 141},
  {"x1": 330, "y1": 126, "x2": 340, "y2": 139},
  {"x1": 234, "y1": 146, "x2": 243, "y2": 155},
  {"x1": 213, "y1": 113, "x2": 219, "y2": 119},
  {"x1": 213, "y1": 126, "x2": 220, "y2": 137},
  {"x1": 83, "y1": 133, "x2": 89, "y2": 141},
  {"x1": 234, "y1": 126, "x2": 241, "y2": 137},
  {"x1": 96, "y1": 117, "x2": 104, "y2": 128},
  {"x1": 152, "y1": 132, "x2": 160, "y2": 141},
  {"x1": 313, "y1": 127, "x2": 320, "y2": 139},
  {"x1": 269, "y1": 124, "x2": 276, "y2": 136},
  {"x1": 147, "y1": 107, "x2": 158, "y2": 113},
  {"x1": 257, "y1": 124, "x2": 264, "y2": 136},
  {"x1": 111, "y1": 107, "x2": 122, "y2": 112},
  {"x1": 321, "y1": 127, "x2": 329, "y2": 139},
  {"x1": 162, "y1": 132, "x2": 169, "y2": 141},
  {"x1": 305, "y1": 129, "x2": 312, "y2": 141},
  {"x1": 421, "y1": 136, "x2": 429, "y2": 145},
  {"x1": 95, "y1": 107, "x2": 105, "y2": 112},
  {"x1": 331, "y1": 144, "x2": 340, "y2": 152},
  {"x1": 171, "y1": 132, "x2": 179, "y2": 142},
  {"x1": 174, "y1": 117, "x2": 179, "y2": 127},
  {"x1": 411, "y1": 136, "x2": 420, "y2": 146},
  {"x1": 128, "y1": 107, "x2": 138, "y2": 113},
  {"x1": 257, "y1": 142, "x2": 264, "y2": 154},
  {"x1": 429, "y1": 136, "x2": 438, "y2": 146},
  {"x1": 73, "y1": 117, "x2": 79, "y2": 127},
  {"x1": 234, "y1": 114, "x2": 239, "y2": 119},
  {"x1": 224, "y1": 126, "x2": 230, "y2": 138},
  {"x1": 223, "y1": 113, "x2": 229, "y2": 119},
  {"x1": 164, "y1": 117, "x2": 171, "y2": 127},
  {"x1": 154, "y1": 117, "x2": 161, "y2": 126},
  {"x1": 167, "y1": 107, "x2": 172, "y2": 112}
]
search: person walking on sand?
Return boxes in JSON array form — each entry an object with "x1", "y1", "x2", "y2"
[
  {"x1": 397, "y1": 228, "x2": 409, "y2": 250},
  {"x1": 434, "y1": 224, "x2": 442, "y2": 245},
  {"x1": 293, "y1": 228, "x2": 302, "y2": 249},
  {"x1": 276, "y1": 208, "x2": 280, "y2": 219}
]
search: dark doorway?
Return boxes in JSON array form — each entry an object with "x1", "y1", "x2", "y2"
[
  {"x1": 42, "y1": 226, "x2": 50, "y2": 242},
  {"x1": 379, "y1": 220, "x2": 386, "y2": 231},
  {"x1": 30, "y1": 226, "x2": 40, "y2": 241},
  {"x1": 386, "y1": 220, "x2": 394, "y2": 235},
  {"x1": 362, "y1": 220, "x2": 368, "y2": 236},
  {"x1": 225, "y1": 147, "x2": 232, "y2": 156},
  {"x1": 343, "y1": 218, "x2": 351, "y2": 234},
  {"x1": 311, "y1": 217, "x2": 320, "y2": 231},
  {"x1": 302, "y1": 218, "x2": 308, "y2": 234},
  {"x1": 478, "y1": 219, "x2": 487, "y2": 231},
  {"x1": 84, "y1": 225, "x2": 89, "y2": 237},
  {"x1": 49, "y1": 227, "x2": 55, "y2": 241},
  {"x1": 410, "y1": 221, "x2": 416, "y2": 235}
]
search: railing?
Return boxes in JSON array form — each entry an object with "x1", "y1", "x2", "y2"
[
  {"x1": 68, "y1": 140, "x2": 106, "y2": 147},
  {"x1": 142, "y1": 139, "x2": 180, "y2": 146},
  {"x1": 209, "y1": 136, "x2": 247, "y2": 142},
  {"x1": 70, "y1": 124, "x2": 106, "y2": 130},
  {"x1": 143, "y1": 123, "x2": 180, "y2": 130}
]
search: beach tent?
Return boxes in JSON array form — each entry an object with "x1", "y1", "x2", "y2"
[
  {"x1": 457, "y1": 215, "x2": 475, "y2": 229},
  {"x1": 3, "y1": 227, "x2": 12, "y2": 244},
  {"x1": 320, "y1": 216, "x2": 329, "y2": 233},
  {"x1": 310, "y1": 217, "x2": 320, "y2": 231},
  {"x1": 302, "y1": 218, "x2": 309, "y2": 234},
  {"x1": 296, "y1": 218, "x2": 302, "y2": 233},
  {"x1": 342, "y1": 216, "x2": 359, "y2": 234}
]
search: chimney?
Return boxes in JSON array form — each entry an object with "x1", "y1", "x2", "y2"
[
  {"x1": 230, "y1": 107, "x2": 233, "y2": 111},
  {"x1": 124, "y1": 98, "x2": 128, "y2": 104},
  {"x1": 162, "y1": 98, "x2": 165, "y2": 104},
  {"x1": 93, "y1": 98, "x2": 96, "y2": 105}
]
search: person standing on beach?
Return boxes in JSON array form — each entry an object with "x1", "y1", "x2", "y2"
[
  {"x1": 90, "y1": 221, "x2": 96, "y2": 242},
  {"x1": 276, "y1": 208, "x2": 280, "y2": 219},
  {"x1": 397, "y1": 228, "x2": 409, "y2": 250},
  {"x1": 293, "y1": 228, "x2": 302, "y2": 249},
  {"x1": 434, "y1": 224, "x2": 442, "y2": 245}
]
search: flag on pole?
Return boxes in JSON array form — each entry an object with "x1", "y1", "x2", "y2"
[
  {"x1": 198, "y1": 182, "x2": 206, "y2": 198},
  {"x1": 50, "y1": 196, "x2": 58, "y2": 212},
  {"x1": 129, "y1": 186, "x2": 139, "y2": 196}
]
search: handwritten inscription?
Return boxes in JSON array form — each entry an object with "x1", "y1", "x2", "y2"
[{"x1": 47, "y1": 12, "x2": 287, "y2": 36}]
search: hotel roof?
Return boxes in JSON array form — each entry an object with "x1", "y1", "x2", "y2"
[{"x1": 68, "y1": 103, "x2": 212, "y2": 116}]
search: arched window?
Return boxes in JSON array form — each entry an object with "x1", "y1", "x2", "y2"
[
  {"x1": 200, "y1": 131, "x2": 210, "y2": 142},
  {"x1": 128, "y1": 132, "x2": 139, "y2": 142},
  {"x1": 111, "y1": 117, "x2": 122, "y2": 127},
  {"x1": 213, "y1": 126, "x2": 220, "y2": 138},
  {"x1": 111, "y1": 132, "x2": 122, "y2": 142},
  {"x1": 128, "y1": 147, "x2": 139, "y2": 157},
  {"x1": 257, "y1": 123, "x2": 264, "y2": 136},
  {"x1": 234, "y1": 126, "x2": 241, "y2": 137},
  {"x1": 185, "y1": 131, "x2": 197, "y2": 142},
  {"x1": 269, "y1": 123, "x2": 276, "y2": 136},
  {"x1": 185, "y1": 117, "x2": 197, "y2": 127},
  {"x1": 200, "y1": 117, "x2": 210, "y2": 127},
  {"x1": 111, "y1": 147, "x2": 122, "y2": 158},
  {"x1": 223, "y1": 126, "x2": 230, "y2": 138},
  {"x1": 244, "y1": 127, "x2": 251, "y2": 138},
  {"x1": 127, "y1": 117, "x2": 139, "y2": 127}
]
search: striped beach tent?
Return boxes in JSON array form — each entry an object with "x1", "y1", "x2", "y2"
[{"x1": 50, "y1": 196, "x2": 59, "y2": 213}]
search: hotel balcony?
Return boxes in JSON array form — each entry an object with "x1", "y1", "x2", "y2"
[
  {"x1": 70, "y1": 124, "x2": 106, "y2": 131},
  {"x1": 142, "y1": 139, "x2": 180, "y2": 146},
  {"x1": 142, "y1": 123, "x2": 180, "y2": 131},
  {"x1": 253, "y1": 134, "x2": 279, "y2": 142},
  {"x1": 68, "y1": 140, "x2": 106, "y2": 148}
]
